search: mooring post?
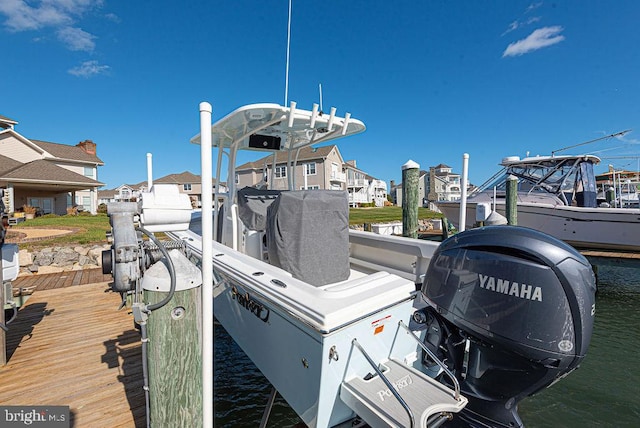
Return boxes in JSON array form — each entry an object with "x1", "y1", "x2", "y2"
[
  {"x1": 506, "y1": 175, "x2": 518, "y2": 225},
  {"x1": 402, "y1": 160, "x2": 420, "y2": 239},
  {"x1": 143, "y1": 251, "x2": 203, "y2": 427}
]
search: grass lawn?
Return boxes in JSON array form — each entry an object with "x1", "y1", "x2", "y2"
[
  {"x1": 8, "y1": 206, "x2": 443, "y2": 249},
  {"x1": 348, "y1": 206, "x2": 443, "y2": 225},
  {"x1": 9, "y1": 213, "x2": 112, "y2": 250}
]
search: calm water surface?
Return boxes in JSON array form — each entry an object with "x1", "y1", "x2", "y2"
[{"x1": 214, "y1": 265, "x2": 640, "y2": 427}]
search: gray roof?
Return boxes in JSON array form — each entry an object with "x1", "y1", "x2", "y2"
[
  {"x1": 237, "y1": 145, "x2": 338, "y2": 170},
  {"x1": 154, "y1": 171, "x2": 201, "y2": 184},
  {"x1": 30, "y1": 139, "x2": 104, "y2": 165},
  {"x1": 0, "y1": 114, "x2": 17, "y2": 124},
  {"x1": 0, "y1": 159, "x2": 104, "y2": 187},
  {"x1": 98, "y1": 189, "x2": 117, "y2": 198},
  {"x1": 0, "y1": 153, "x2": 24, "y2": 173}
]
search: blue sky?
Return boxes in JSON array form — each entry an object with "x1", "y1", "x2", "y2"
[{"x1": 2, "y1": 1, "x2": 640, "y2": 190}]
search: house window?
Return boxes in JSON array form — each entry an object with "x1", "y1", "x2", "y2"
[
  {"x1": 82, "y1": 196, "x2": 91, "y2": 211},
  {"x1": 300, "y1": 185, "x2": 320, "y2": 190},
  {"x1": 121, "y1": 188, "x2": 131, "y2": 200},
  {"x1": 183, "y1": 184, "x2": 192, "y2": 191},
  {"x1": 305, "y1": 163, "x2": 316, "y2": 175},
  {"x1": 275, "y1": 166, "x2": 287, "y2": 178},
  {"x1": 84, "y1": 167, "x2": 94, "y2": 178},
  {"x1": 235, "y1": 174, "x2": 239, "y2": 184}
]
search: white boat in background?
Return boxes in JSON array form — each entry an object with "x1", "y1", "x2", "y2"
[
  {"x1": 437, "y1": 154, "x2": 640, "y2": 252},
  {"x1": 102, "y1": 103, "x2": 597, "y2": 428}
]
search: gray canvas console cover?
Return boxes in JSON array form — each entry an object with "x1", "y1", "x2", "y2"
[
  {"x1": 267, "y1": 190, "x2": 350, "y2": 286},
  {"x1": 237, "y1": 187, "x2": 281, "y2": 230}
]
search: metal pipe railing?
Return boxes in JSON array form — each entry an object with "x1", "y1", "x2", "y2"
[
  {"x1": 398, "y1": 320, "x2": 462, "y2": 401},
  {"x1": 351, "y1": 338, "x2": 415, "y2": 428}
]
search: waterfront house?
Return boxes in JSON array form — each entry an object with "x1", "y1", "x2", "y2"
[
  {"x1": 392, "y1": 163, "x2": 469, "y2": 211},
  {"x1": 101, "y1": 171, "x2": 227, "y2": 208},
  {"x1": 235, "y1": 144, "x2": 386, "y2": 206},
  {"x1": 0, "y1": 113, "x2": 104, "y2": 215}
]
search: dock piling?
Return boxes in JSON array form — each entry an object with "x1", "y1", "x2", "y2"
[
  {"x1": 506, "y1": 175, "x2": 518, "y2": 225},
  {"x1": 142, "y1": 250, "x2": 203, "y2": 427},
  {"x1": 402, "y1": 160, "x2": 420, "y2": 239}
]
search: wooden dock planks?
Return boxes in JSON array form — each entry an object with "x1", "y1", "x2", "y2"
[
  {"x1": 580, "y1": 249, "x2": 640, "y2": 269},
  {"x1": 0, "y1": 280, "x2": 145, "y2": 427},
  {"x1": 11, "y1": 268, "x2": 114, "y2": 292}
]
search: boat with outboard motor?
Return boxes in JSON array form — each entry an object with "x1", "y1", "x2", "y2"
[
  {"x1": 437, "y1": 154, "x2": 640, "y2": 252},
  {"x1": 102, "y1": 102, "x2": 597, "y2": 427}
]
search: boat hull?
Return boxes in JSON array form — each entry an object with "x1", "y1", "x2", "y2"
[
  {"x1": 438, "y1": 200, "x2": 640, "y2": 251},
  {"x1": 212, "y1": 269, "x2": 417, "y2": 428}
]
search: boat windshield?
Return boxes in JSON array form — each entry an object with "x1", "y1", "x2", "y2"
[{"x1": 473, "y1": 157, "x2": 589, "y2": 198}]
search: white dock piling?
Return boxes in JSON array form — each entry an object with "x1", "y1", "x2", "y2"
[{"x1": 459, "y1": 153, "x2": 469, "y2": 232}]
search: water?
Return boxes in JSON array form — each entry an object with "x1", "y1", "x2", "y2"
[
  {"x1": 214, "y1": 266, "x2": 640, "y2": 427},
  {"x1": 519, "y1": 265, "x2": 640, "y2": 427}
]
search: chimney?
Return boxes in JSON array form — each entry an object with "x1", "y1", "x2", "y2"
[
  {"x1": 77, "y1": 139, "x2": 96, "y2": 155},
  {"x1": 390, "y1": 180, "x2": 395, "y2": 189}
]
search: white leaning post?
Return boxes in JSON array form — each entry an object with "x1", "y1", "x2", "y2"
[
  {"x1": 459, "y1": 153, "x2": 469, "y2": 232},
  {"x1": 199, "y1": 102, "x2": 214, "y2": 428}
]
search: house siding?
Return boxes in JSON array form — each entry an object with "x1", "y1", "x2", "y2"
[{"x1": 0, "y1": 134, "x2": 42, "y2": 163}]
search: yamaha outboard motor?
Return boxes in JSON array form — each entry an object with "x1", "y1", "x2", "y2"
[{"x1": 419, "y1": 226, "x2": 596, "y2": 427}]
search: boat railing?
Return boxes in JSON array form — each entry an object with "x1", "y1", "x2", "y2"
[
  {"x1": 397, "y1": 320, "x2": 461, "y2": 401},
  {"x1": 351, "y1": 338, "x2": 416, "y2": 428}
]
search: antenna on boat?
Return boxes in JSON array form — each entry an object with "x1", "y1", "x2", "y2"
[
  {"x1": 284, "y1": 0, "x2": 292, "y2": 105},
  {"x1": 319, "y1": 83, "x2": 323, "y2": 113},
  {"x1": 551, "y1": 129, "x2": 631, "y2": 156}
]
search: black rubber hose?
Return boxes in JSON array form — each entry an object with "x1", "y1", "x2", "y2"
[{"x1": 136, "y1": 226, "x2": 176, "y2": 312}]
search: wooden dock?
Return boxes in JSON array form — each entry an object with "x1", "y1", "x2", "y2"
[
  {"x1": 580, "y1": 249, "x2": 640, "y2": 269},
  {"x1": 0, "y1": 270, "x2": 145, "y2": 427}
]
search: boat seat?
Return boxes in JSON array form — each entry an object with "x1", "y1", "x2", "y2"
[{"x1": 266, "y1": 190, "x2": 350, "y2": 286}]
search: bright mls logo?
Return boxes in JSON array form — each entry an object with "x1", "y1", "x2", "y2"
[{"x1": 1, "y1": 406, "x2": 69, "y2": 427}]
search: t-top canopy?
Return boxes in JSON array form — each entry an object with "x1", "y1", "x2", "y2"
[{"x1": 190, "y1": 103, "x2": 365, "y2": 152}]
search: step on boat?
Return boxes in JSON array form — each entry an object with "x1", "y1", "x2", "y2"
[
  {"x1": 103, "y1": 102, "x2": 596, "y2": 427},
  {"x1": 437, "y1": 154, "x2": 640, "y2": 251}
]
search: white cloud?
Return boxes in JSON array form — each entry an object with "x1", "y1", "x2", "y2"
[
  {"x1": 526, "y1": 16, "x2": 541, "y2": 25},
  {"x1": 68, "y1": 60, "x2": 109, "y2": 78},
  {"x1": 57, "y1": 26, "x2": 95, "y2": 51},
  {"x1": 502, "y1": 15, "x2": 542, "y2": 36},
  {"x1": 104, "y1": 12, "x2": 120, "y2": 23},
  {"x1": 502, "y1": 20, "x2": 520, "y2": 36},
  {"x1": 615, "y1": 131, "x2": 640, "y2": 145},
  {"x1": 0, "y1": 0, "x2": 71, "y2": 31},
  {"x1": 0, "y1": 1, "x2": 104, "y2": 50},
  {"x1": 526, "y1": 2, "x2": 543, "y2": 14},
  {"x1": 502, "y1": 26, "x2": 565, "y2": 57}
]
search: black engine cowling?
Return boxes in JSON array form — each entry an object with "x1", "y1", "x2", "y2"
[{"x1": 420, "y1": 226, "x2": 596, "y2": 427}]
